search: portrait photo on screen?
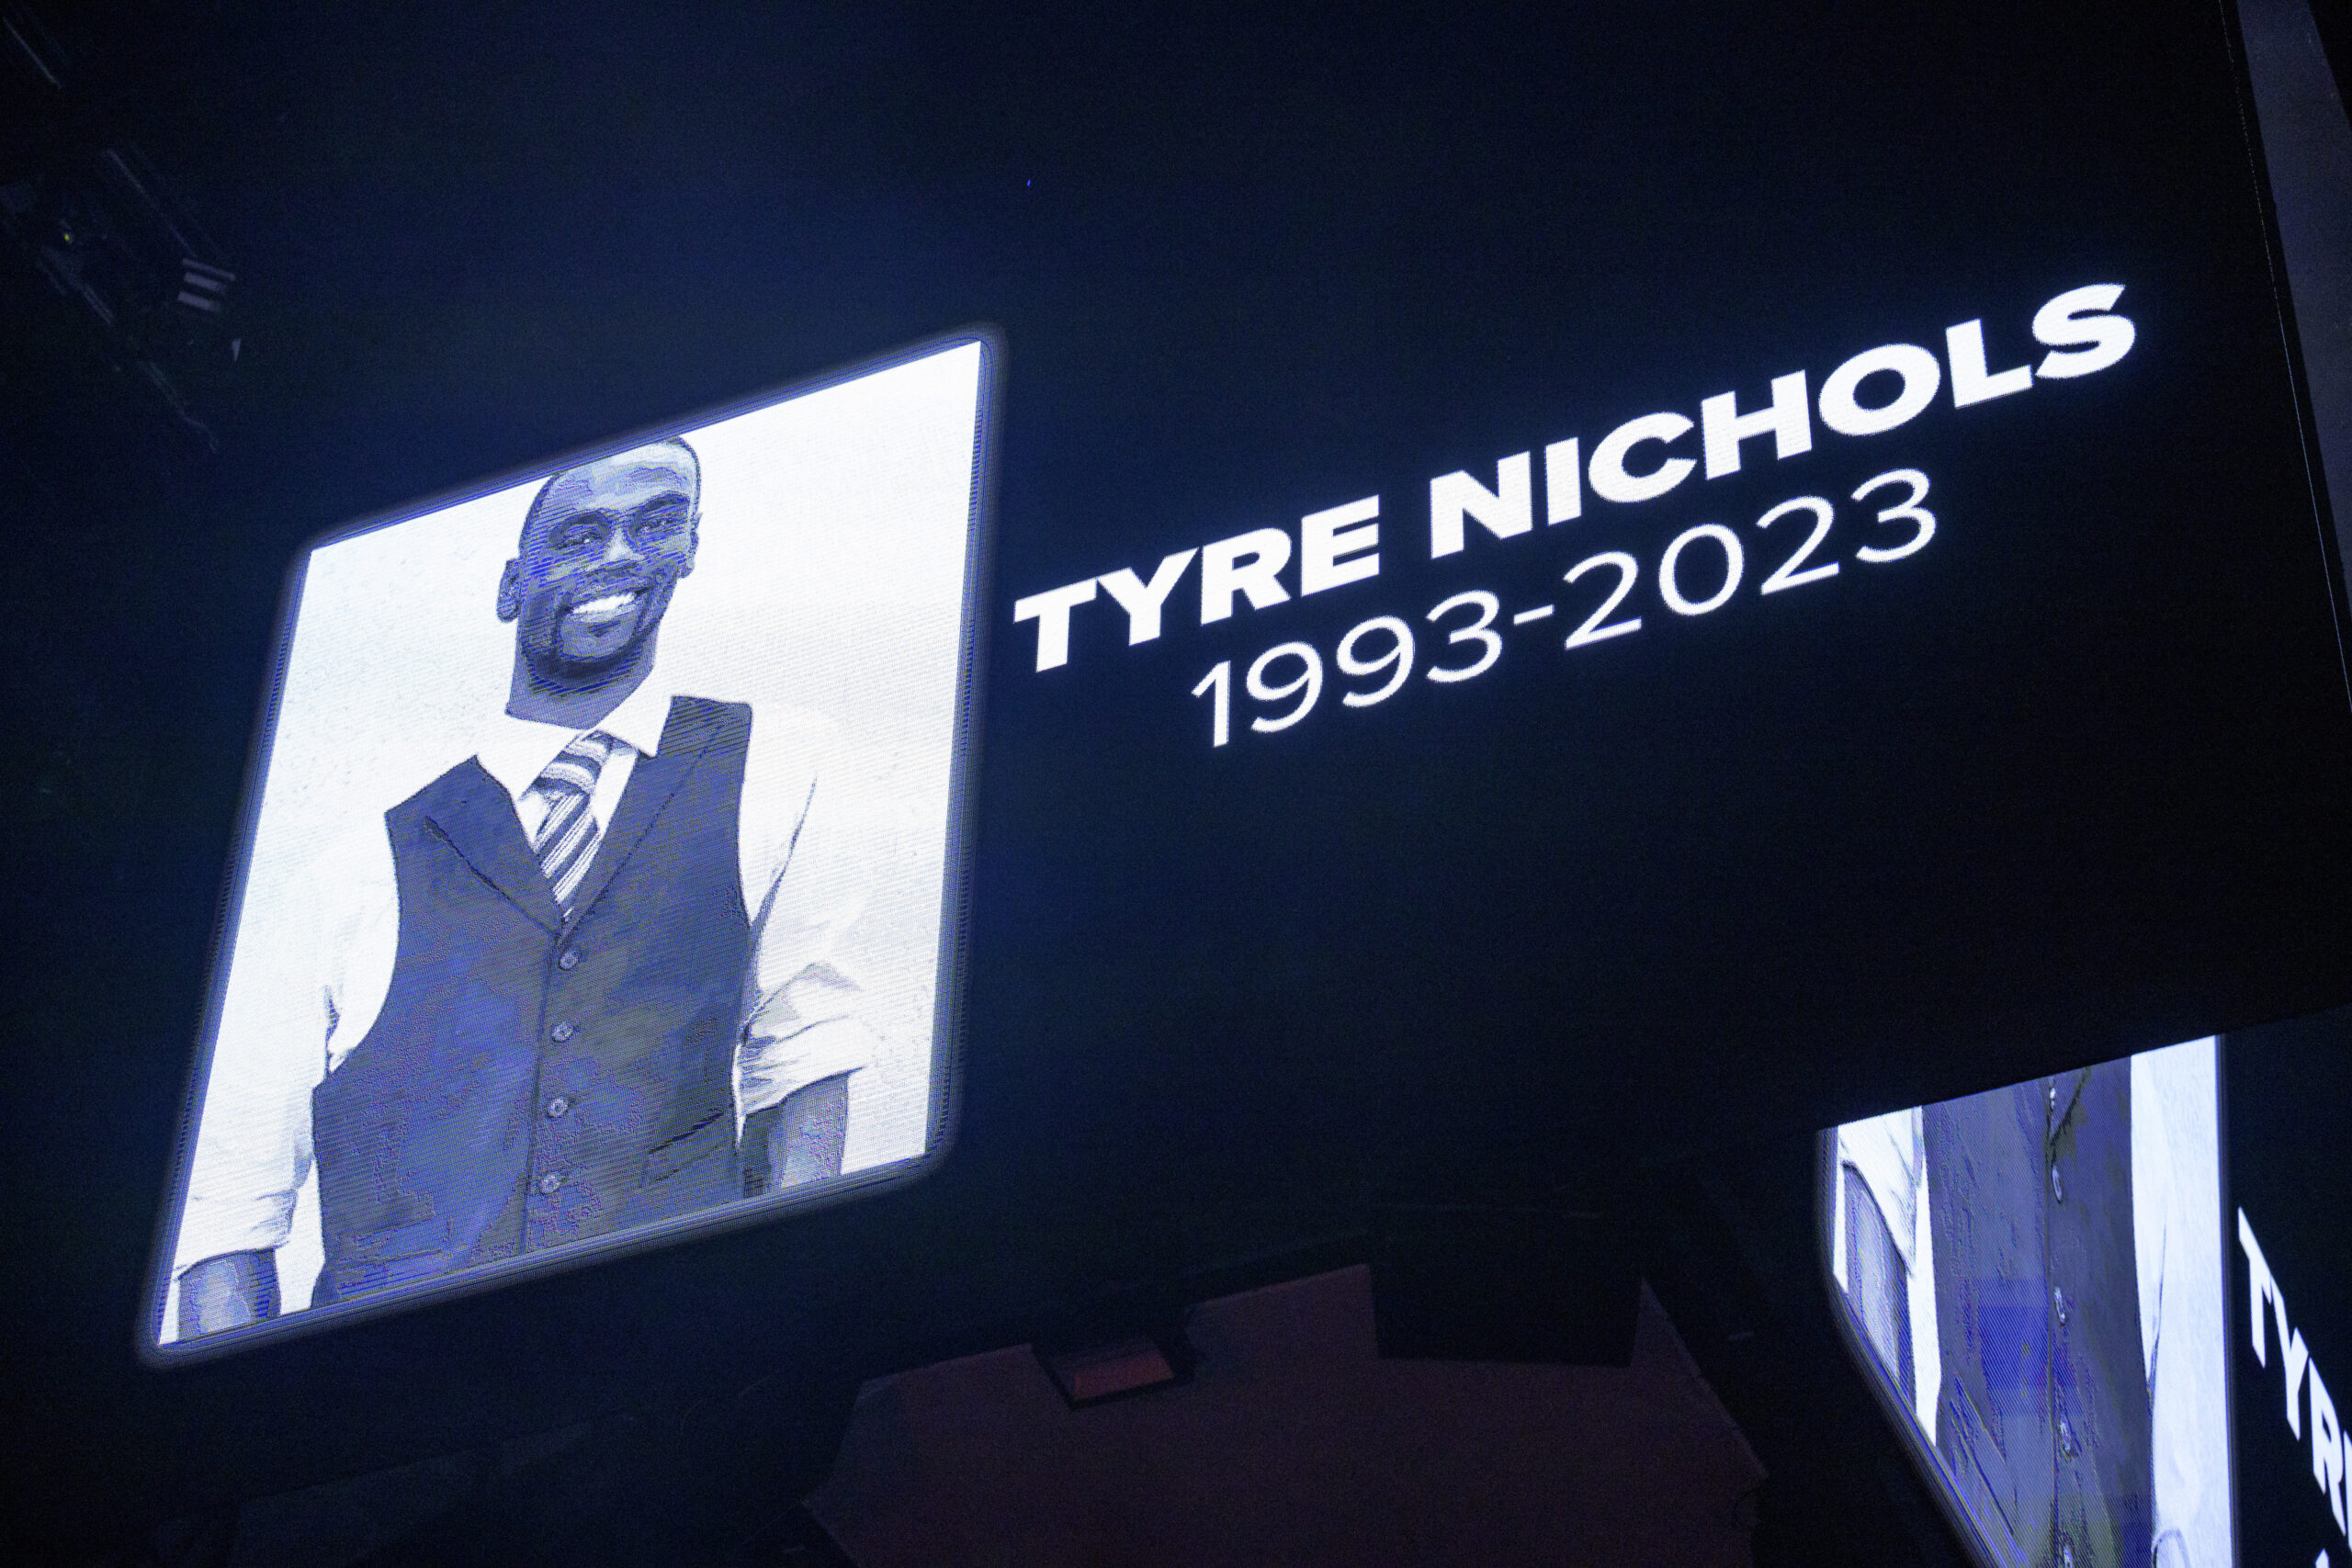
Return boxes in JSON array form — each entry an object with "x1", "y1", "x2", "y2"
[
  {"x1": 150, "y1": 335, "x2": 990, "y2": 1354},
  {"x1": 1827, "y1": 1037, "x2": 2232, "y2": 1568}
]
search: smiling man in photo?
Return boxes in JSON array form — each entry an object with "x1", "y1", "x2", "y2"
[{"x1": 175, "y1": 437, "x2": 876, "y2": 1336}]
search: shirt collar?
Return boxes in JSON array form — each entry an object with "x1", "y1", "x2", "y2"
[{"x1": 475, "y1": 675, "x2": 677, "y2": 803}]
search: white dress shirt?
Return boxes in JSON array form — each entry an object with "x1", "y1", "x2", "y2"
[{"x1": 174, "y1": 674, "x2": 877, "y2": 1277}]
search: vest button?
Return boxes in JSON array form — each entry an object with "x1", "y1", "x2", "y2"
[
  {"x1": 537, "y1": 1171, "x2": 565, "y2": 1195},
  {"x1": 2050, "y1": 1163, "x2": 2064, "y2": 1203},
  {"x1": 558, "y1": 950, "x2": 579, "y2": 970},
  {"x1": 550, "y1": 1021, "x2": 576, "y2": 1043},
  {"x1": 546, "y1": 1096, "x2": 569, "y2": 1118}
]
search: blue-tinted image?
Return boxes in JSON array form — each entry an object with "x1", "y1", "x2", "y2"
[
  {"x1": 1831, "y1": 1040, "x2": 2230, "y2": 1568},
  {"x1": 154, "y1": 341, "x2": 987, "y2": 1353}
]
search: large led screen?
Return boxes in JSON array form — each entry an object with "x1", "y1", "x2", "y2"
[
  {"x1": 1830, "y1": 1009, "x2": 2352, "y2": 1568},
  {"x1": 147, "y1": 335, "x2": 991, "y2": 1355},
  {"x1": 1827, "y1": 1039, "x2": 2232, "y2": 1568}
]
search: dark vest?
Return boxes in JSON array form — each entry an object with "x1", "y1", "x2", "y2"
[
  {"x1": 311, "y1": 696, "x2": 754, "y2": 1305},
  {"x1": 1924, "y1": 1061, "x2": 2152, "y2": 1568}
]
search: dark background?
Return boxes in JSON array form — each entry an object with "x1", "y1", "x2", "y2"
[{"x1": 5, "y1": 0, "x2": 2351, "y2": 1560}]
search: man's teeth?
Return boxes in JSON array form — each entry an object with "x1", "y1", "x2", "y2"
[{"x1": 569, "y1": 591, "x2": 641, "y2": 623}]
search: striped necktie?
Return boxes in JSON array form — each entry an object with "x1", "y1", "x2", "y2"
[{"x1": 529, "y1": 731, "x2": 615, "y2": 914}]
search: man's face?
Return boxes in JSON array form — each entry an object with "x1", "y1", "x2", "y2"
[{"x1": 500, "y1": 446, "x2": 699, "y2": 684}]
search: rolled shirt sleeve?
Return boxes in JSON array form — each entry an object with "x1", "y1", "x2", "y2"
[
  {"x1": 734, "y1": 708, "x2": 881, "y2": 1122},
  {"x1": 173, "y1": 825, "x2": 397, "y2": 1274}
]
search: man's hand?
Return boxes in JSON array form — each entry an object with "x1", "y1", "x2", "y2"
[
  {"x1": 177, "y1": 1250, "x2": 279, "y2": 1338},
  {"x1": 742, "y1": 1073, "x2": 850, "y2": 1196}
]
